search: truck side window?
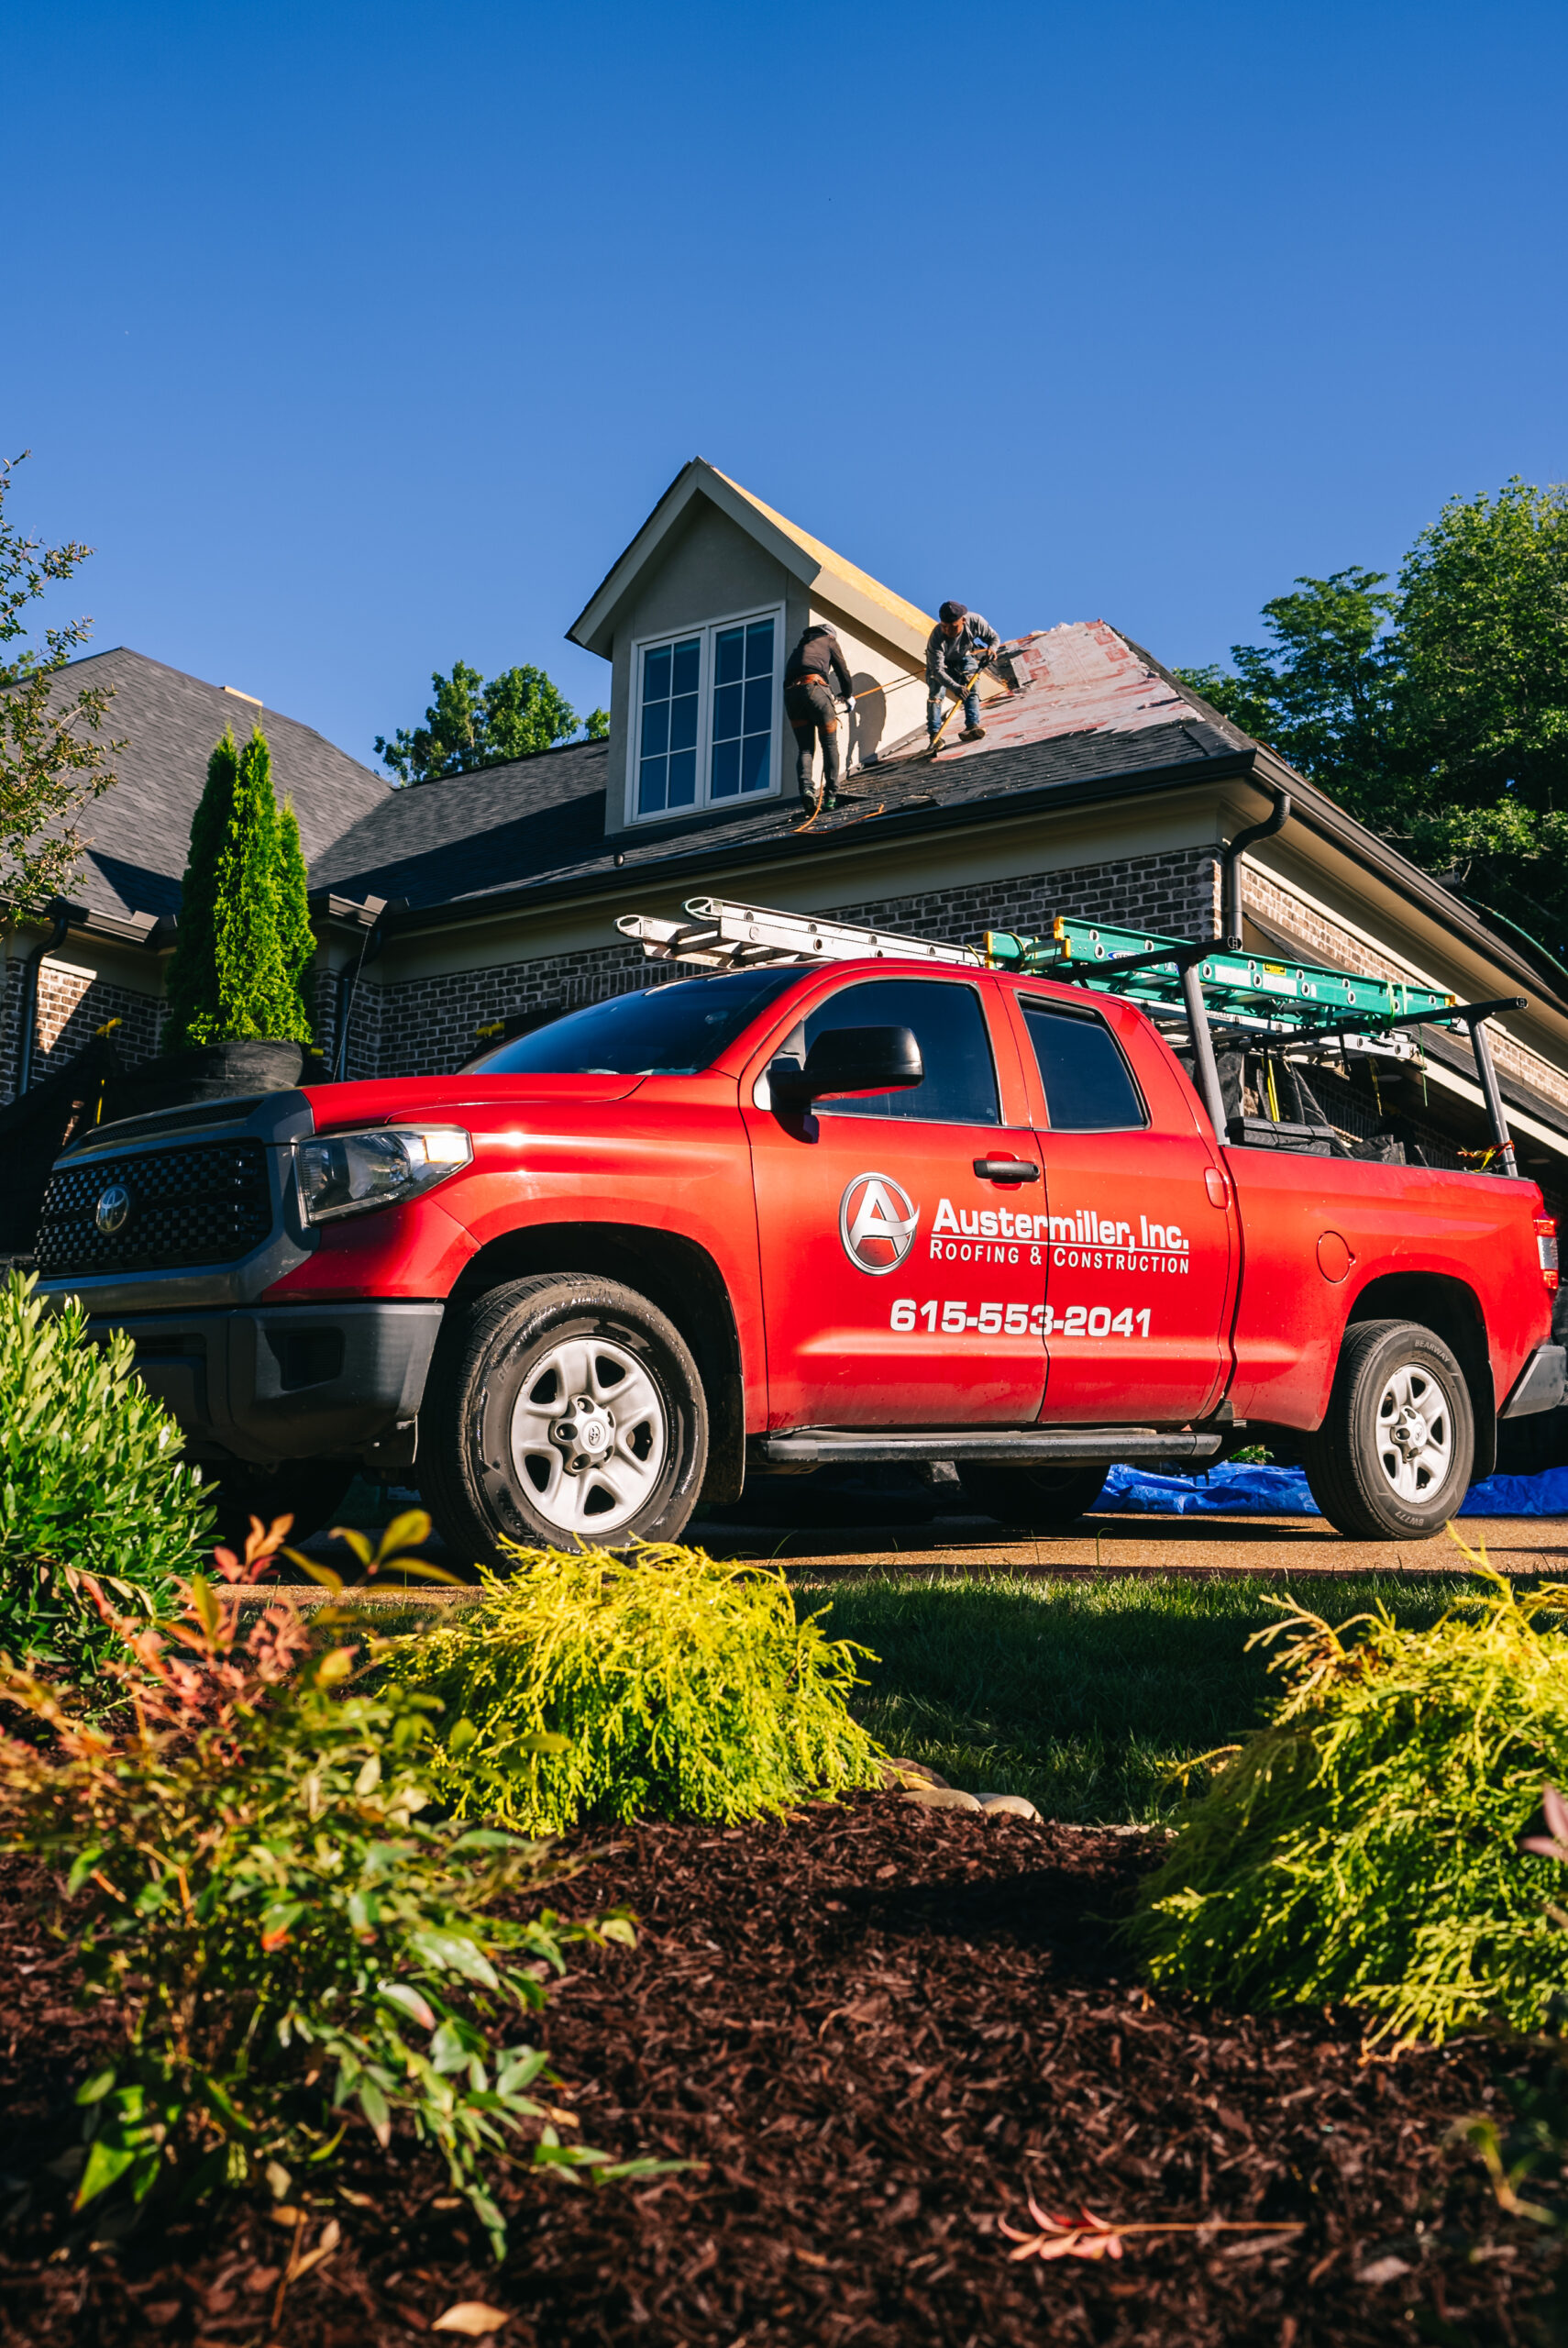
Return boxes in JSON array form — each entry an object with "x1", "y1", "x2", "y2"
[
  {"x1": 1021, "y1": 1000, "x2": 1146, "y2": 1131},
  {"x1": 797, "y1": 979, "x2": 1001, "y2": 1125}
]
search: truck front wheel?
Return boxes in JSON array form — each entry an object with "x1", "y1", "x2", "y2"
[
  {"x1": 419, "y1": 1274, "x2": 709, "y2": 1566},
  {"x1": 955, "y1": 1461, "x2": 1108, "y2": 1530},
  {"x1": 1305, "y1": 1317, "x2": 1474, "y2": 1539}
]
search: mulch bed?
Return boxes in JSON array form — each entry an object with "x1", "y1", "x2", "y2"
[{"x1": 0, "y1": 1799, "x2": 1557, "y2": 2345}]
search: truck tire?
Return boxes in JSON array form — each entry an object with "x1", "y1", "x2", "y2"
[
  {"x1": 955, "y1": 1461, "x2": 1109, "y2": 1530},
  {"x1": 419, "y1": 1273, "x2": 709, "y2": 1566},
  {"x1": 1304, "y1": 1317, "x2": 1474, "y2": 1539},
  {"x1": 203, "y1": 1457, "x2": 356, "y2": 1551}
]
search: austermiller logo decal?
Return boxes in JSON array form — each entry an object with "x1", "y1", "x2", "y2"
[{"x1": 839, "y1": 1173, "x2": 920, "y2": 1274}]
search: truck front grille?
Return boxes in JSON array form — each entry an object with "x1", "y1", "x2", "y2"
[{"x1": 35, "y1": 1139, "x2": 275, "y2": 1277}]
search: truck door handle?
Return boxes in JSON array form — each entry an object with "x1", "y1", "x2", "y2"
[{"x1": 973, "y1": 1157, "x2": 1041, "y2": 1183}]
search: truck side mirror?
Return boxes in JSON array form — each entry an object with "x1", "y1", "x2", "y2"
[{"x1": 767, "y1": 1025, "x2": 924, "y2": 1112}]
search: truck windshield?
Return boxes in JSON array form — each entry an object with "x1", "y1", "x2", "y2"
[{"x1": 470, "y1": 966, "x2": 804, "y2": 1076}]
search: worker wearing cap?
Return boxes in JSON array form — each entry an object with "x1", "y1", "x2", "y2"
[
  {"x1": 783, "y1": 621, "x2": 856, "y2": 814},
  {"x1": 926, "y1": 603, "x2": 999, "y2": 746}
]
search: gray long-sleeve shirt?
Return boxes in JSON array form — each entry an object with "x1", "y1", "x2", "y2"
[{"x1": 925, "y1": 612, "x2": 1000, "y2": 694}]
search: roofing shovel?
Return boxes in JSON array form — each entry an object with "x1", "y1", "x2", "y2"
[{"x1": 926, "y1": 653, "x2": 994, "y2": 756}]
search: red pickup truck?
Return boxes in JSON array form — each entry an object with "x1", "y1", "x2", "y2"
[{"x1": 34, "y1": 903, "x2": 1564, "y2": 1553}]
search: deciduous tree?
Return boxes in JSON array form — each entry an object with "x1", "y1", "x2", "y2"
[
  {"x1": 0, "y1": 451, "x2": 120, "y2": 921},
  {"x1": 375, "y1": 659, "x2": 607, "y2": 784},
  {"x1": 1178, "y1": 480, "x2": 1568, "y2": 959}
]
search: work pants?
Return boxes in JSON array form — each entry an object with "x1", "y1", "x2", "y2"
[
  {"x1": 785, "y1": 677, "x2": 842, "y2": 802},
  {"x1": 928, "y1": 658, "x2": 980, "y2": 737}
]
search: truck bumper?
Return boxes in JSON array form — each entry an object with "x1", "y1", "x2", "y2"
[
  {"x1": 94, "y1": 1301, "x2": 445, "y2": 1466},
  {"x1": 1500, "y1": 1344, "x2": 1568, "y2": 1419}
]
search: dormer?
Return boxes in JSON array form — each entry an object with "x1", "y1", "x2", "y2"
[{"x1": 567, "y1": 459, "x2": 936, "y2": 840}]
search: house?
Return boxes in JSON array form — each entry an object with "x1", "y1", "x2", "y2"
[
  {"x1": 0, "y1": 647, "x2": 389, "y2": 1094},
  {"x1": 10, "y1": 460, "x2": 1568, "y2": 1217}
]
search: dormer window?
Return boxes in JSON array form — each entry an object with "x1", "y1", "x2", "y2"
[{"x1": 630, "y1": 604, "x2": 781, "y2": 822}]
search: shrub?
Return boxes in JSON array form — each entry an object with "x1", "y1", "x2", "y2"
[
  {"x1": 0, "y1": 1269, "x2": 211, "y2": 1675},
  {"x1": 1130, "y1": 1553, "x2": 1568, "y2": 2042},
  {"x1": 163, "y1": 725, "x2": 312, "y2": 1049},
  {"x1": 0, "y1": 1515, "x2": 654, "y2": 2255},
  {"x1": 393, "y1": 1541, "x2": 886, "y2": 1833}
]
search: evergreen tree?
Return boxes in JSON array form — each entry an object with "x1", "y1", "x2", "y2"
[
  {"x1": 162, "y1": 726, "x2": 312, "y2": 1048},
  {"x1": 162, "y1": 727, "x2": 239, "y2": 1049},
  {"x1": 275, "y1": 797, "x2": 316, "y2": 1040}
]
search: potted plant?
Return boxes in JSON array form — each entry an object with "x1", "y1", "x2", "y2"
[{"x1": 115, "y1": 726, "x2": 319, "y2": 1114}]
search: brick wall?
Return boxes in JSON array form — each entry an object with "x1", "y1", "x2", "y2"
[
  {"x1": 1244, "y1": 865, "x2": 1568, "y2": 1117},
  {"x1": 361, "y1": 847, "x2": 1224, "y2": 1079},
  {"x1": 0, "y1": 955, "x2": 164, "y2": 1106}
]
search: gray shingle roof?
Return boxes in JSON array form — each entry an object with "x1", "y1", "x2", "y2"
[
  {"x1": 308, "y1": 706, "x2": 1248, "y2": 914},
  {"x1": 43, "y1": 648, "x2": 391, "y2": 921}
]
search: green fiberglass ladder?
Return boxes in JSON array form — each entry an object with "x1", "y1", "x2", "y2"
[{"x1": 619, "y1": 896, "x2": 1528, "y2": 1175}]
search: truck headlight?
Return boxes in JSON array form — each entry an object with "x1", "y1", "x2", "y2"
[{"x1": 295, "y1": 1125, "x2": 472, "y2": 1223}]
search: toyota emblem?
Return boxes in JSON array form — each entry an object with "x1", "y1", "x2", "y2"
[
  {"x1": 94, "y1": 1180, "x2": 131, "y2": 1236},
  {"x1": 838, "y1": 1172, "x2": 919, "y2": 1274}
]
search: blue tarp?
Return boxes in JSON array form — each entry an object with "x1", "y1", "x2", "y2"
[{"x1": 1095, "y1": 1460, "x2": 1568, "y2": 1519}]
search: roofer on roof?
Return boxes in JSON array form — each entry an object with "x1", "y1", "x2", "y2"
[
  {"x1": 926, "y1": 603, "x2": 999, "y2": 747},
  {"x1": 783, "y1": 620, "x2": 856, "y2": 816}
]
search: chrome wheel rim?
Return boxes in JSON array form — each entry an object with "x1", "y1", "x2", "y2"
[
  {"x1": 509, "y1": 1332, "x2": 666, "y2": 1534},
  {"x1": 1374, "y1": 1360, "x2": 1453, "y2": 1503}
]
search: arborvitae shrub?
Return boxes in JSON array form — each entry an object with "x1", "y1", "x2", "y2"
[
  {"x1": 275, "y1": 797, "x2": 316, "y2": 1039},
  {"x1": 163, "y1": 725, "x2": 312, "y2": 1048},
  {"x1": 393, "y1": 1543, "x2": 886, "y2": 1833},
  {"x1": 0, "y1": 1269, "x2": 211, "y2": 1675},
  {"x1": 1131, "y1": 1558, "x2": 1568, "y2": 2042}
]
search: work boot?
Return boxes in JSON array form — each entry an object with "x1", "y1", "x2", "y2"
[{"x1": 960, "y1": 724, "x2": 987, "y2": 743}]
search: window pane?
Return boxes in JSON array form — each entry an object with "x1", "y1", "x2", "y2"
[
  {"x1": 801, "y1": 979, "x2": 1000, "y2": 1125},
  {"x1": 1021, "y1": 1002, "x2": 1146, "y2": 1130},
  {"x1": 476, "y1": 966, "x2": 804, "y2": 1076},
  {"x1": 745, "y1": 618, "x2": 775, "y2": 676},
  {"x1": 712, "y1": 681, "x2": 743, "y2": 742},
  {"x1": 714, "y1": 626, "x2": 745, "y2": 685},
  {"x1": 644, "y1": 645, "x2": 671, "y2": 703},
  {"x1": 638, "y1": 757, "x2": 668, "y2": 814},
  {"x1": 740, "y1": 732, "x2": 770, "y2": 793},
  {"x1": 667, "y1": 748, "x2": 698, "y2": 805},
  {"x1": 743, "y1": 675, "x2": 771, "y2": 735},
  {"x1": 711, "y1": 737, "x2": 742, "y2": 798},
  {"x1": 669, "y1": 691, "x2": 699, "y2": 753},
  {"x1": 671, "y1": 638, "x2": 701, "y2": 696},
  {"x1": 640, "y1": 699, "x2": 669, "y2": 758}
]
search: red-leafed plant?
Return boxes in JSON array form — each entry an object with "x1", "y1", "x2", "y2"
[{"x1": 0, "y1": 1511, "x2": 657, "y2": 2256}]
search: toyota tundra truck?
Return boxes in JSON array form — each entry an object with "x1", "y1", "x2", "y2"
[{"x1": 31, "y1": 897, "x2": 1566, "y2": 1556}]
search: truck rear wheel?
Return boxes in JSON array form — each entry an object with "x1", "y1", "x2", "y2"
[
  {"x1": 1304, "y1": 1318, "x2": 1474, "y2": 1539},
  {"x1": 418, "y1": 1274, "x2": 709, "y2": 1567},
  {"x1": 955, "y1": 1461, "x2": 1109, "y2": 1530}
]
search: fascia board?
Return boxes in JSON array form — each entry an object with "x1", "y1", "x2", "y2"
[
  {"x1": 566, "y1": 461, "x2": 706, "y2": 656},
  {"x1": 567, "y1": 459, "x2": 933, "y2": 666}
]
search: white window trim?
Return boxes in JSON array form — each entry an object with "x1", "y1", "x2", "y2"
[{"x1": 624, "y1": 601, "x2": 785, "y2": 825}]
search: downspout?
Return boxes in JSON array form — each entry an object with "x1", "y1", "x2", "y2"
[
  {"x1": 1219, "y1": 788, "x2": 1291, "y2": 946},
  {"x1": 14, "y1": 900, "x2": 73, "y2": 1096},
  {"x1": 332, "y1": 903, "x2": 389, "y2": 1081}
]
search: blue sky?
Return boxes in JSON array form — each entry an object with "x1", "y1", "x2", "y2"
[{"x1": 8, "y1": 0, "x2": 1566, "y2": 774}]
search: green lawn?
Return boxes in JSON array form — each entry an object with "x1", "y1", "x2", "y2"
[{"x1": 799, "y1": 1569, "x2": 1487, "y2": 1824}]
